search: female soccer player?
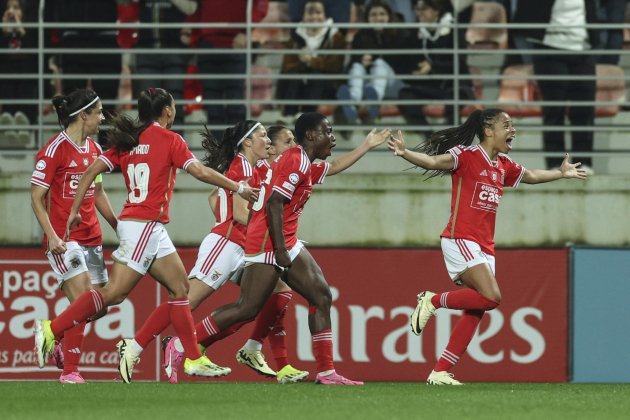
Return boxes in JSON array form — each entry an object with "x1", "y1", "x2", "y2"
[
  {"x1": 387, "y1": 108, "x2": 587, "y2": 385},
  {"x1": 33, "y1": 87, "x2": 258, "y2": 383},
  {"x1": 187, "y1": 113, "x2": 390, "y2": 385},
  {"x1": 30, "y1": 89, "x2": 117, "y2": 384}
]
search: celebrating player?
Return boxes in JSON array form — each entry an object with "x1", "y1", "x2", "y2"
[
  {"x1": 30, "y1": 89, "x2": 117, "y2": 384},
  {"x1": 187, "y1": 113, "x2": 390, "y2": 385},
  {"x1": 33, "y1": 87, "x2": 258, "y2": 383},
  {"x1": 387, "y1": 108, "x2": 588, "y2": 385}
]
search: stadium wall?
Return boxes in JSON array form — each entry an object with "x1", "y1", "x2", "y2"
[{"x1": 2, "y1": 172, "x2": 630, "y2": 247}]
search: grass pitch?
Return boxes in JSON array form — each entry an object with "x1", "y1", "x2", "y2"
[{"x1": 2, "y1": 382, "x2": 629, "y2": 420}]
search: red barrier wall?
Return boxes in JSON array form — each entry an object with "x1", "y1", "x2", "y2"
[{"x1": 0, "y1": 247, "x2": 567, "y2": 382}]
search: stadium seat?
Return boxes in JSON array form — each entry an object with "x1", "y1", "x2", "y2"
[
  {"x1": 595, "y1": 64, "x2": 627, "y2": 117},
  {"x1": 252, "y1": 1, "x2": 291, "y2": 48},
  {"x1": 465, "y1": 2, "x2": 508, "y2": 49},
  {"x1": 498, "y1": 64, "x2": 627, "y2": 118},
  {"x1": 497, "y1": 64, "x2": 542, "y2": 117}
]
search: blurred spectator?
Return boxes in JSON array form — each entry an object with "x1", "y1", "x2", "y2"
[
  {"x1": 190, "y1": 0, "x2": 267, "y2": 137},
  {"x1": 117, "y1": 0, "x2": 198, "y2": 125},
  {"x1": 514, "y1": 0, "x2": 598, "y2": 169},
  {"x1": 0, "y1": 0, "x2": 37, "y2": 123},
  {"x1": 288, "y1": 0, "x2": 353, "y2": 25},
  {"x1": 276, "y1": 0, "x2": 345, "y2": 118},
  {"x1": 336, "y1": 0, "x2": 408, "y2": 125},
  {"x1": 596, "y1": 0, "x2": 626, "y2": 65},
  {"x1": 396, "y1": 0, "x2": 473, "y2": 131},
  {"x1": 46, "y1": 0, "x2": 121, "y2": 108}
]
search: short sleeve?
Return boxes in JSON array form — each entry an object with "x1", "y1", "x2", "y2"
[
  {"x1": 171, "y1": 134, "x2": 198, "y2": 171},
  {"x1": 310, "y1": 161, "x2": 331, "y2": 185},
  {"x1": 30, "y1": 148, "x2": 59, "y2": 189},
  {"x1": 447, "y1": 146, "x2": 466, "y2": 172},
  {"x1": 99, "y1": 147, "x2": 120, "y2": 173},
  {"x1": 503, "y1": 158, "x2": 525, "y2": 188},
  {"x1": 271, "y1": 153, "x2": 305, "y2": 200}
]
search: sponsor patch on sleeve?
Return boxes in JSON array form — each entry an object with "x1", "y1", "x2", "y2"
[
  {"x1": 282, "y1": 181, "x2": 296, "y2": 192},
  {"x1": 35, "y1": 160, "x2": 46, "y2": 170},
  {"x1": 32, "y1": 170, "x2": 45, "y2": 179},
  {"x1": 288, "y1": 173, "x2": 299, "y2": 184}
]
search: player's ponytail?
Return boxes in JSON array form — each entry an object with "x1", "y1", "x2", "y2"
[
  {"x1": 201, "y1": 120, "x2": 260, "y2": 173},
  {"x1": 413, "y1": 108, "x2": 504, "y2": 178},
  {"x1": 107, "y1": 87, "x2": 173, "y2": 152},
  {"x1": 51, "y1": 89, "x2": 99, "y2": 129}
]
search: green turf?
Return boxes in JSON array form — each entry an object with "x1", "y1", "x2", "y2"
[{"x1": 1, "y1": 382, "x2": 629, "y2": 420}]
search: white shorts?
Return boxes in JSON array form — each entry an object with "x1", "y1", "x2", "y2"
[
  {"x1": 244, "y1": 241, "x2": 305, "y2": 268},
  {"x1": 189, "y1": 233, "x2": 245, "y2": 290},
  {"x1": 113, "y1": 220, "x2": 176, "y2": 275},
  {"x1": 47, "y1": 241, "x2": 108, "y2": 286},
  {"x1": 441, "y1": 238, "x2": 495, "y2": 285}
]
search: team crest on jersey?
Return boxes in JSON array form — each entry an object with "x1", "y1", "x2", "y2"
[
  {"x1": 36, "y1": 160, "x2": 46, "y2": 170},
  {"x1": 70, "y1": 258, "x2": 80, "y2": 269},
  {"x1": 491, "y1": 172, "x2": 497, "y2": 182},
  {"x1": 288, "y1": 173, "x2": 299, "y2": 184},
  {"x1": 210, "y1": 270, "x2": 222, "y2": 282},
  {"x1": 83, "y1": 158, "x2": 89, "y2": 166}
]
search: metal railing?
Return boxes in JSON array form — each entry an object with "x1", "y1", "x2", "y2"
[{"x1": 0, "y1": 1, "x2": 629, "y2": 167}]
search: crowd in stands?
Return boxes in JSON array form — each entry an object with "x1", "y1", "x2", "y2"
[{"x1": 1, "y1": 0, "x2": 628, "y2": 169}]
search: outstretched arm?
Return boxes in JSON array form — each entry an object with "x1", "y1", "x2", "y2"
[
  {"x1": 522, "y1": 153, "x2": 588, "y2": 184},
  {"x1": 387, "y1": 129, "x2": 454, "y2": 171},
  {"x1": 187, "y1": 161, "x2": 258, "y2": 202},
  {"x1": 328, "y1": 128, "x2": 391, "y2": 175}
]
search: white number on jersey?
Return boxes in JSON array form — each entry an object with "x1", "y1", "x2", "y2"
[
  {"x1": 251, "y1": 168, "x2": 273, "y2": 211},
  {"x1": 127, "y1": 163, "x2": 150, "y2": 203}
]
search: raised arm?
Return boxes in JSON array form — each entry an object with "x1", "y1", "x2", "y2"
[
  {"x1": 522, "y1": 153, "x2": 587, "y2": 184},
  {"x1": 387, "y1": 129, "x2": 454, "y2": 171},
  {"x1": 328, "y1": 128, "x2": 391, "y2": 176},
  {"x1": 186, "y1": 161, "x2": 258, "y2": 202}
]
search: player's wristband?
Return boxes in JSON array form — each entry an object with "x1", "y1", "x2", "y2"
[{"x1": 236, "y1": 181, "x2": 245, "y2": 195}]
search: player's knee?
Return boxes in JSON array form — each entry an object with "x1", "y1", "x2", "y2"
[
  {"x1": 482, "y1": 293, "x2": 501, "y2": 310},
  {"x1": 170, "y1": 281, "x2": 189, "y2": 299}
]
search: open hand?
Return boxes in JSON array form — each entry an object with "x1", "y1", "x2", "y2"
[
  {"x1": 364, "y1": 127, "x2": 391, "y2": 149},
  {"x1": 387, "y1": 129, "x2": 407, "y2": 156},
  {"x1": 560, "y1": 153, "x2": 588, "y2": 180}
]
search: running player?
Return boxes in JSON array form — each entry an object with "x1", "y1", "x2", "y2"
[
  {"x1": 387, "y1": 108, "x2": 587, "y2": 385},
  {"x1": 186, "y1": 113, "x2": 390, "y2": 385},
  {"x1": 33, "y1": 87, "x2": 258, "y2": 383},
  {"x1": 30, "y1": 89, "x2": 117, "y2": 384}
]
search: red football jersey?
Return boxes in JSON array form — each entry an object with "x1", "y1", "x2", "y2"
[
  {"x1": 245, "y1": 146, "x2": 330, "y2": 255},
  {"x1": 99, "y1": 122, "x2": 198, "y2": 223},
  {"x1": 31, "y1": 131, "x2": 103, "y2": 248},
  {"x1": 440, "y1": 145, "x2": 525, "y2": 255},
  {"x1": 211, "y1": 153, "x2": 261, "y2": 247}
]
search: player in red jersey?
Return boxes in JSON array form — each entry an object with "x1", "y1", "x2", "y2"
[
  {"x1": 33, "y1": 87, "x2": 258, "y2": 383},
  {"x1": 191, "y1": 113, "x2": 391, "y2": 385},
  {"x1": 387, "y1": 108, "x2": 588, "y2": 385},
  {"x1": 31, "y1": 89, "x2": 117, "y2": 384}
]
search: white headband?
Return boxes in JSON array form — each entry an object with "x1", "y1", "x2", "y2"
[
  {"x1": 69, "y1": 96, "x2": 100, "y2": 116},
  {"x1": 236, "y1": 122, "x2": 262, "y2": 147}
]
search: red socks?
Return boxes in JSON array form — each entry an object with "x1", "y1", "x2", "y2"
[
  {"x1": 431, "y1": 289, "x2": 498, "y2": 311},
  {"x1": 51, "y1": 289, "x2": 104, "y2": 339},
  {"x1": 198, "y1": 320, "x2": 247, "y2": 348},
  {"x1": 434, "y1": 310, "x2": 484, "y2": 372},
  {"x1": 312, "y1": 329, "x2": 334, "y2": 373},
  {"x1": 269, "y1": 326, "x2": 289, "y2": 370},
  {"x1": 249, "y1": 291, "x2": 293, "y2": 342},
  {"x1": 168, "y1": 298, "x2": 202, "y2": 360},
  {"x1": 62, "y1": 321, "x2": 86, "y2": 374},
  {"x1": 134, "y1": 302, "x2": 172, "y2": 348}
]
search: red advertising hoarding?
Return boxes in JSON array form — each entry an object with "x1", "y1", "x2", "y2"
[{"x1": 0, "y1": 247, "x2": 568, "y2": 383}]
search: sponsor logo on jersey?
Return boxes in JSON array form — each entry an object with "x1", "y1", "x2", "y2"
[
  {"x1": 480, "y1": 170, "x2": 488, "y2": 177},
  {"x1": 32, "y1": 170, "x2": 45, "y2": 179},
  {"x1": 63, "y1": 172, "x2": 95, "y2": 199},
  {"x1": 470, "y1": 182, "x2": 501, "y2": 213},
  {"x1": 143, "y1": 256, "x2": 153, "y2": 268},
  {"x1": 36, "y1": 160, "x2": 46, "y2": 170},
  {"x1": 69, "y1": 160, "x2": 78, "y2": 167},
  {"x1": 210, "y1": 270, "x2": 222, "y2": 282},
  {"x1": 288, "y1": 173, "x2": 299, "y2": 184}
]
